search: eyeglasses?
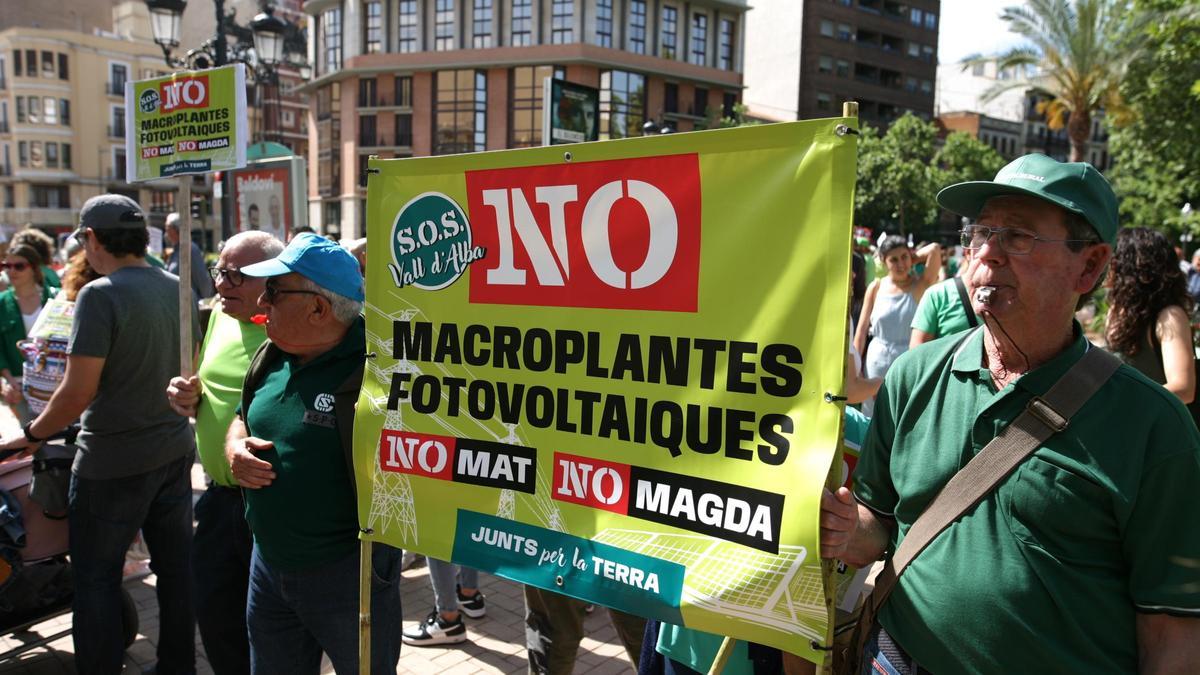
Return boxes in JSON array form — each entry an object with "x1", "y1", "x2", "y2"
[
  {"x1": 209, "y1": 266, "x2": 245, "y2": 287},
  {"x1": 1, "y1": 262, "x2": 29, "y2": 272},
  {"x1": 262, "y1": 279, "x2": 323, "y2": 305},
  {"x1": 960, "y1": 224, "x2": 1097, "y2": 255},
  {"x1": 72, "y1": 228, "x2": 89, "y2": 246}
]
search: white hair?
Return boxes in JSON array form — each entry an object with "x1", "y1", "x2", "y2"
[
  {"x1": 225, "y1": 230, "x2": 284, "y2": 259},
  {"x1": 297, "y1": 275, "x2": 363, "y2": 325}
]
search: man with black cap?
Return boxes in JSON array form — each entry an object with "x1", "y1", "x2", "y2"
[
  {"x1": 821, "y1": 155, "x2": 1200, "y2": 671},
  {"x1": 0, "y1": 193, "x2": 197, "y2": 674},
  {"x1": 223, "y1": 232, "x2": 402, "y2": 674}
]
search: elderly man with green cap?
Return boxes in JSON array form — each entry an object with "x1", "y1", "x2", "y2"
[
  {"x1": 821, "y1": 155, "x2": 1200, "y2": 672},
  {"x1": 222, "y1": 232, "x2": 402, "y2": 674}
]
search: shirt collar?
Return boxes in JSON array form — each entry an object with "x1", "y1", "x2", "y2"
[{"x1": 950, "y1": 321, "x2": 1090, "y2": 396}]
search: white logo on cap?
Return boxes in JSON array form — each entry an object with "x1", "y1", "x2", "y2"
[{"x1": 1011, "y1": 172, "x2": 1046, "y2": 183}]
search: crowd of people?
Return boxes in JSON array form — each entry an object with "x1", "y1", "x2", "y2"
[{"x1": 0, "y1": 151, "x2": 1192, "y2": 675}]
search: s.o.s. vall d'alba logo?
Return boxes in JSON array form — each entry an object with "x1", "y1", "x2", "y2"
[{"x1": 464, "y1": 154, "x2": 701, "y2": 312}]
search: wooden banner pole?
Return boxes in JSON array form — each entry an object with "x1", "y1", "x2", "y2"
[
  {"x1": 358, "y1": 538, "x2": 373, "y2": 675},
  {"x1": 177, "y1": 175, "x2": 193, "y2": 377}
]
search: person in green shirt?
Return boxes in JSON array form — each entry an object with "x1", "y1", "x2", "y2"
[
  {"x1": 224, "y1": 233, "x2": 402, "y2": 674},
  {"x1": 822, "y1": 154, "x2": 1200, "y2": 672},
  {"x1": 166, "y1": 230, "x2": 283, "y2": 675},
  {"x1": 908, "y1": 271, "x2": 979, "y2": 348}
]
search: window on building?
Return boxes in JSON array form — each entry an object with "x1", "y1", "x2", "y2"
[
  {"x1": 45, "y1": 142, "x2": 58, "y2": 168},
  {"x1": 718, "y1": 19, "x2": 735, "y2": 70},
  {"x1": 29, "y1": 141, "x2": 42, "y2": 168},
  {"x1": 60, "y1": 98, "x2": 69, "y2": 126},
  {"x1": 62, "y1": 143, "x2": 71, "y2": 169},
  {"x1": 363, "y1": 1, "x2": 383, "y2": 53},
  {"x1": 816, "y1": 92, "x2": 832, "y2": 111},
  {"x1": 359, "y1": 78, "x2": 377, "y2": 107},
  {"x1": 920, "y1": 79, "x2": 933, "y2": 93},
  {"x1": 0, "y1": 55, "x2": 6, "y2": 89},
  {"x1": 820, "y1": 20, "x2": 835, "y2": 38},
  {"x1": 910, "y1": 8, "x2": 922, "y2": 26},
  {"x1": 600, "y1": 70, "x2": 645, "y2": 140},
  {"x1": 628, "y1": 1, "x2": 646, "y2": 54},
  {"x1": 662, "y1": 6, "x2": 679, "y2": 58},
  {"x1": 924, "y1": 12, "x2": 936, "y2": 30},
  {"x1": 15, "y1": 97, "x2": 25, "y2": 123},
  {"x1": 24, "y1": 50, "x2": 36, "y2": 77},
  {"x1": 596, "y1": 0, "x2": 613, "y2": 48},
  {"x1": 32, "y1": 184, "x2": 69, "y2": 208},
  {"x1": 509, "y1": 65, "x2": 562, "y2": 147},
  {"x1": 837, "y1": 23, "x2": 853, "y2": 40},
  {"x1": 110, "y1": 63, "x2": 128, "y2": 95},
  {"x1": 360, "y1": 115, "x2": 377, "y2": 146},
  {"x1": 322, "y1": 8, "x2": 343, "y2": 73},
  {"x1": 907, "y1": 41, "x2": 920, "y2": 58},
  {"x1": 664, "y1": 82, "x2": 678, "y2": 114},
  {"x1": 552, "y1": 0, "x2": 574, "y2": 44},
  {"x1": 836, "y1": 59, "x2": 850, "y2": 77},
  {"x1": 512, "y1": 0, "x2": 533, "y2": 46},
  {"x1": 43, "y1": 97, "x2": 56, "y2": 124},
  {"x1": 395, "y1": 114, "x2": 413, "y2": 145},
  {"x1": 57, "y1": 53, "x2": 67, "y2": 80},
  {"x1": 723, "y1": 92, "x2": 737, "y2": 117},
  {"x1": 40, "y1": 49, "x2": 52, "y2": 76},
  {"x1": 111, "y1": 106, "x2": 125, "y2": 137},
  {"x1": 435, "y1": 0, "x2": 456, "y2": 50},
  {"x1": 3, "y1": 186, "x2": 11, "y2": 208},
  {"x1": 27, "y1": 96, "x2": 39, "y2": 123},
  {"x1": 818, "y1": 55, "x2": 834, "y2": 74},
  {"x1": 434, "y1": 69, "x2": 487, "y2": 155},
  {"x1": 473, "y1": 0, "x2": 494, "y2": 48},
  {"x1": 690, "y1": 12, "x2": 708, "y2": 66},
  {"x1": 281, "y1": 109, "x2": 295, "y2": 128},
  {"x1": 0, "y1": 102, "x2": 6, "y2": 130},
  {"x1": 395, "y1": 75, "x2": 412, "y2": 106},
  {"x1": 921, "y1": 45, "x2": 934, "y2": 62},
  {"x1": 17, "y1": 141, "x2": 27, "y2": 167},
  {"x1": 693, "y1": 87, "x2": 708, "y2": 117},
  {"x1": 398, "y1": 0, "x2": 418, "y2": 52},
  {"x1": 114, "y1": 148, "x2": 126, "y2": 180},
  {"x1": 12, "y1": 51, "x2": 19, "y2": 79}
]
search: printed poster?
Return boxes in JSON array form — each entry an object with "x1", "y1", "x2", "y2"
[
  {"x1": 125, "y1": 64, "x2": 248, "y2": 181},
  {"x1": 232, "y1": 165, "x2": 292, "y2": 241},
  {"x1": 354, "y1": 120, "x2": 857, "y2": 664}
]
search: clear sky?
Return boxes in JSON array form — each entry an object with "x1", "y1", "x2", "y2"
[{"x1": 937, "y1": 0, "x2": 1028, "y2": 64}]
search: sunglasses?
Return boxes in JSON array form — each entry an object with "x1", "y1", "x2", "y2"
[
  {"x1": 1, "y1": 262, "x2": 29, "y2": 272},
  {"x1": 209, "y1": 266, "x2": 245, "y2": 287},
  {"x1": 262, "y1": 279, "x2": 323, "y2": 305}
]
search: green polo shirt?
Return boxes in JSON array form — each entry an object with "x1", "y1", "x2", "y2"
[
  {"x1": 855, "y1": 325, "x2": 1200, "y2": 673},
  {"x1": 194, "y1": 310, "x2": 268, "y2": 487},
  {"x1": 910, "y1": 278, "x2": 974, "y2": 339},
  {"x1": 243, "y1": 318, "x2": 364, "y2": 571}
]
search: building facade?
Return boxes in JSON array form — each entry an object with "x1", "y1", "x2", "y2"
[
  {"x1": 302, "y1": 0, "x2": 748, "y2": 238},
  {"x1": 0, "y1": 4, "x2": 185, "y2": 238},
  {"x1": 744, "y1": 0, "x2": 940, "y2": 127}
]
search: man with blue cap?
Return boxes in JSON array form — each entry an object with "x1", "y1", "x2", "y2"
[
  {"x1": 821, "y1": 155, "x2": 1200, "y2": 671},
  {"x1": 223, "y1": 233, "x2": 402, "y2": 674}
]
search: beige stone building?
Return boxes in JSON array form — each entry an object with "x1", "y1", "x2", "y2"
[{"x1": 0, "y1": 3, "x2": 187, "y2": 239}]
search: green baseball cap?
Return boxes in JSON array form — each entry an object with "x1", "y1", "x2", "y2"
[{"x1": 937, "y1": 153, "x2": 1119, "y2": 244}]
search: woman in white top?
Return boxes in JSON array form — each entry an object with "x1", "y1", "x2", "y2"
[{"x1": 853, "y1": 236, "x2": 941, "y2": 415}]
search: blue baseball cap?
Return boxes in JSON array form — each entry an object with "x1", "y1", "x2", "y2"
[{"x1": 240, "y1": 232, "x2": 365, "y2": 302}]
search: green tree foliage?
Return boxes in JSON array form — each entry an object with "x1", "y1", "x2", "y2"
[
  {"x1": 971, "y1": 0, "x2": 1157, "y2": 162},
  {"x1": 856, "y1": 116, "x2": 1007, "y2": 238},
  {"x1": 936, "y1": 132, "x2": 1010, "y2": 188},
  {"x1": 1107, "y1": 0, "x2": 1200, "y2": 235}
]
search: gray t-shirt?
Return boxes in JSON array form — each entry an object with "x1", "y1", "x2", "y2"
[{"x1": 69, "y1": 265, "x2": 194, "y2": 479}]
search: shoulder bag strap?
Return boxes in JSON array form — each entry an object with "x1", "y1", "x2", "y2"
[
  {"x1": 953, "y1": 276, "x2": 979, "y2": 328},
  {"x1": 857, "y1": 347, "x2": 1121, "y2": 633}
]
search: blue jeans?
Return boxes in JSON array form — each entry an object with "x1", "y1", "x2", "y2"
[
  {"x1": 192, "y1": 484, "x2": 252, "y2": 675},
  {"x1": 427, "y1": 558, "x2": 478, "y2": 614},
  {"x1": 246, "y1": 542, "x2": 402, "y2": 675},
  {"x1": 69, "y1": 454, "x2": 196, "y2": 675}
]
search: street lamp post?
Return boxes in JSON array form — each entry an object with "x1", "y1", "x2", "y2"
[{"x1": 145, "y1": 0, "x2": 309, "y2": 240}]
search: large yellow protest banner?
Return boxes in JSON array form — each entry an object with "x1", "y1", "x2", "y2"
[{"x1": 355, "y1": 119, "x2": 856, "y2": 663}]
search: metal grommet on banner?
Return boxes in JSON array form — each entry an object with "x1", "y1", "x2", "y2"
[
  {"x1": 359, "y1": 527, "x2": 374, "y2": 535},
  {"x1": 366, "y1": 352, "x2": 378, "y2": 359},
  {"x1": 563, "y1": 151, "x2": 573, "y2": 163},
  {"x1": 834, "y1": 124, "x2": 860, "y2": 137},
  {"x1": 365, "y1": 167, "x2": 381, "y2": 175},
  {"x1": 554, "y1": 575, "x2": 565, "y2": 587},
  {"x1": 810, "y1": 640, "x2": 833, "y2": 652},
  {"x1": 825, "y1": 392, "x2": 848, "y2": 403}
]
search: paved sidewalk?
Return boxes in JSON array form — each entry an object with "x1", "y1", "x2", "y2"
[{"x1": 0, "y1": 408, "x2": 633, "y2": 673}]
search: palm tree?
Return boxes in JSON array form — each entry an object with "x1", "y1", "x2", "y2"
[{"x1": 967, "y1": 0, "x2": 1156, "y2": 162}]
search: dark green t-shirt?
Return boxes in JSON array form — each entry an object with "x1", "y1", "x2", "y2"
[
  {"x1": 855, "y1": 325, "x2": 1200, "y2": 672},
  {"x1": 244, "y1": 318, "x2": 364, "y2": 571}
]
